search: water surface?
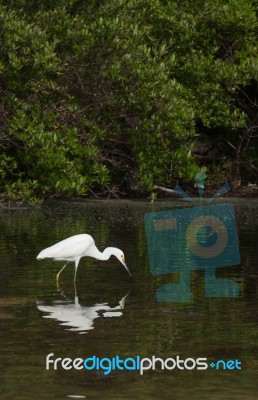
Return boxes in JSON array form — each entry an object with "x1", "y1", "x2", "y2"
[{"x1": 1, "y1": 199, "x2": 258, "y2": 399}]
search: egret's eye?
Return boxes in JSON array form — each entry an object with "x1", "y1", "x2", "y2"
[{"x1": 121, "y1": 255, "x2": 124, "y2": 261}]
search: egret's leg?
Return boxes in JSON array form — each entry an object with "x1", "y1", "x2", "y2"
[
  {"x1": 74, "y1": 280, "x2": 78, "y2": 301},
  {"x1": 74, "y1": 259, "x2": 80, "y2": 285},
  {"x1": 56, "y1": 262, "x2": 68, "y2": 285},
  {"x1": 73, "y1": 270, "x2": 77, "y2": 294}
]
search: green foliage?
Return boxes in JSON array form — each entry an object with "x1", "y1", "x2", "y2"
[
  {"x1": 0, "y1": 3, "x2": 109, "y2": 202},
  {"x1": 0, "y1": 0, "x2": 258, "y2": 202}
]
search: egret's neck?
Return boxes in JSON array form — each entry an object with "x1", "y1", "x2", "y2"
[{"x1": 91, "y1": 246, "x2": 116, "y2": 261}]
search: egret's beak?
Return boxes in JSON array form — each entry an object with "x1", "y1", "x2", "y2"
[{"x1": 121, "y1": 259, "x2": 132, "y2": 276}]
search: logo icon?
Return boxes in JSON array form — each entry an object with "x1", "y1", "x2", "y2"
[{"x1": 144, "y1": 173, "x2": 240, "y2": 302}]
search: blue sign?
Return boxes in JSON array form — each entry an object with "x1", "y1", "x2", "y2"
[{"x1": 145, "y1": 176, "x2": 241, "y2": 302}]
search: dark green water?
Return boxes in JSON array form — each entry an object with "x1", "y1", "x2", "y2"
[{"x1": 1, "y1": 199, "x2": 258, "y2": 399}]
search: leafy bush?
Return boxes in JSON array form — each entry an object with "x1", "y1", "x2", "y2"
[{"x1": 0, "y1": 0, "x2": 258, "y2": 202}]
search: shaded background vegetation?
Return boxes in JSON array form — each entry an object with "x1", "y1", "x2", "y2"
[{"x1": 0, "y1": 0, "x2": 258, "y2": 202}]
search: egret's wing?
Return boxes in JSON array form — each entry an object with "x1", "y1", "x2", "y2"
[{"x1": 37, "y1": 234, "x2": 94, "y2": 260}]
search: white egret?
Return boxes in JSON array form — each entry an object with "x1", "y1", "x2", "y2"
[{"x1": 36, "y1": 234, "x2": 131, "y2": 284}]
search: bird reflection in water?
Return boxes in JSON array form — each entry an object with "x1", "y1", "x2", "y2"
[{"x1": 37, "y1": 287, "x2": 130, "y2": 334}]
